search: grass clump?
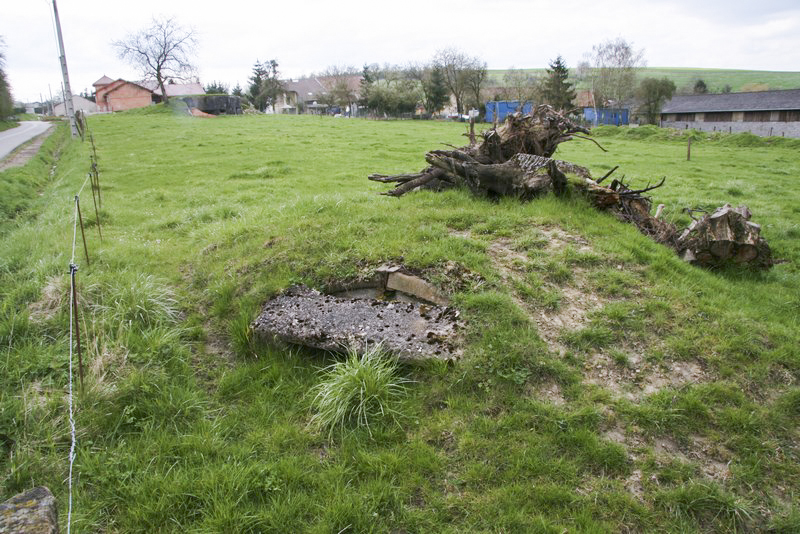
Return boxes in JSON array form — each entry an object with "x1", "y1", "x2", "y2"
[
  {"x1": 309, "y1": 344, "x2": 410, "y2": 439},
  {"x1": 93, "y1": 272, "x2": 179, "y2": 329}
]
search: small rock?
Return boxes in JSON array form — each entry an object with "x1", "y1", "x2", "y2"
[{"x1": 0, "y1": 486, "x2": 59, "y2": 533}]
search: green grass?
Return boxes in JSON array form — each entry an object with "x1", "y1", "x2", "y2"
[
  {"x1": 1, "y1": 109, "x2": 799, "y2": 532},
  {"x1": 309, "y1": 344, "x2": 410, "y2": 439}
]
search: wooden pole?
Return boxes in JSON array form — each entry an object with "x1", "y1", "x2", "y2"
[
  {"x1": 75, "y1": 196, "x2": 90, "y2": 267},
  {"x1": 88, "y1": 173, "x2": 102, "y2": 240},
  {"x1": 687, "y1": 137, "x2": 692, "y2": 161},
  {"x1": 91, "y1": 161, "x2": 101, "y2": 209},
  {"x1": 70, "y1": 264, "x2": 84, "y2": 391}
]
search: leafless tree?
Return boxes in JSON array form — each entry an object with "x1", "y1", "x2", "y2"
[
  {"x1": 112, "y1": 17, "x2": 198, "y2": 104},
  {"x1": 319, "y1": 65, "x2": 360, "y2": 114},
  {"x1": 502, "y1": 68, "x2": 539, "y2": 109},
  {"x1": 587, "y1": 38, "x2": 645, "y2": 114},
  {"x1": 463, "y1": 58, "x2": 488, "y2": 113}
]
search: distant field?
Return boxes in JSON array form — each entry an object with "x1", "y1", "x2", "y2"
[{"x1": 489, "y1": 67, "x2": 800, "y2": 93}]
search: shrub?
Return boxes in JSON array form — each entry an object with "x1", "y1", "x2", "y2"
[{"x1": 309, "y1": 344, "x2": 410, "y2": 439}]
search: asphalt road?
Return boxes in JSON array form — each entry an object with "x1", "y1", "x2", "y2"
[{"x1": 0, "y1": 121, "x2": 54, "y2": 160}]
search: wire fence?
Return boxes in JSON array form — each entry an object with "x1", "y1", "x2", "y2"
[{"x1": 64, "y1": 123, "x2": 102, "y2": 534}]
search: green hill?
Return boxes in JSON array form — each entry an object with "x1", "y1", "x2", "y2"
[{"x1": 489, "y1": 67, "x2": 800, "y2": 93}]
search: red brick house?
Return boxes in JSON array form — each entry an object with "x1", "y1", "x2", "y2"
[{"x1": 93, "y1": 75, "x2": 204, "y2": 112}]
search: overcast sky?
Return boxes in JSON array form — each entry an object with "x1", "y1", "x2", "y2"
[{"x1": 3, "y1": 0, "x2": 799, "y2": 102}]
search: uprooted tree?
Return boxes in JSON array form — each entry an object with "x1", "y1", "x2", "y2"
[{"x1": 369, "y1": 105, "x2": 773, "y2": 269}]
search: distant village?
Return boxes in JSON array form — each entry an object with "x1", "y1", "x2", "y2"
[{"x1": 21, "y1": 71, "x2": 800, "y2": 140}]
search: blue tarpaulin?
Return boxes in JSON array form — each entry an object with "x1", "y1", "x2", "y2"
[
  {"x1": 485, "y1": 101, "x2": 533, "y2": 123},
  {"x1": 583, "y1": 107, "x2": 629, "y2": 125}
]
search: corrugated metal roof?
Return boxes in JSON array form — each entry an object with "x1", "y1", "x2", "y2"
[{"x1": 662, "y1": 89, "x2": 800, "y2": 113}]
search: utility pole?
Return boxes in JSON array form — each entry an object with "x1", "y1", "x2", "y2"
[{"x1": 52, "y1": 0, "x2": 78, "y2": 137}]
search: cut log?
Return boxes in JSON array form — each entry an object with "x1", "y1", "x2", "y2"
[{"x1": 677, "y1": 204, "x2": 772, "y2": 269}]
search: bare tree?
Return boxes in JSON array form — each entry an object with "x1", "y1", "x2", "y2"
[
  {"x1": 113, "y1": 17, "x2": 198, "y2": 104},
  {"x1": 319, "y1": 65, "x2": 360, "y2": 114},
  {"x1": 502, "y1": 68, "x2": 538, "y2": 108},
  {"x1": 433, "y1": 48, "x2": 471, "y2": 115},
  {"x1": 463, "y1": 58, "x2": 488, "y2": 114},
  {"x1": 587, "y1": 38, "x2": 645, "y2": 117}
]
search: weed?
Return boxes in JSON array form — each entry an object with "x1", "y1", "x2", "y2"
[{"x1": 309, "y1": 344, "x2": 410, "y2": 439}]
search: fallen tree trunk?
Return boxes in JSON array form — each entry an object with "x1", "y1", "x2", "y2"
[
  {"x1": 368, "y1": 108, "x2": 773, "y2": 270},
  {"x1": 369, "y1": 105, "x2": 595, "y2": 197}
]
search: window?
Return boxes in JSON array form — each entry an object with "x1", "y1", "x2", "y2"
[
  {"x1": 674, "y1": 113, "x2": 696, "y2": 121},
  {"x1": 778, "y1": 110, "x2": 800, "y2": 122},
  {"x1": 743, "y1": 111, "x2": 771, "y2": 122},
  {"x1": 703, "y1": 112, "x2": 732, "y2": 122}
]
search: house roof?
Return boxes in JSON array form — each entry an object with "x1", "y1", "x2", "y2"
[
  {"x1": 93, "y1": 75, "x2": 114, "y2": 87},
  {"x1": 102, "y1": 79, "x2": 152, "y2": 96},
  {"x1": 662, "y1": 89, "x2": 800, "y2": 114},
  {"x1": 139, "y1": 81, "x2": 205, "y2": 96},
  {"x1": 282, "y1": 75, "x2": 363, "y2": 100},
  {"x1": 282, "y1": 78, "x2": 328, "y2": 99}
]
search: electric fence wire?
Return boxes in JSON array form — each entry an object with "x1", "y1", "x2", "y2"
[{"x1": 66, "y1": 191, "x2": 81, "y2": 534}]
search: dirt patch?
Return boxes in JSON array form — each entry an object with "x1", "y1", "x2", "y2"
[
  {"x1": 604, "y1": 424, "x2": 732, "y2": 500},
  {"x1": 584, "y1": 352, "x2": 708, "y2": 401},
  {"x1": 527, "y1": 381, "x2": 566, "y2": 405},
  {"x1": 0, "y1": 127, "x2": 54, "y2": 171},
  {"x1": 473, "y1": 230, "x2": 606, "y2": 355}
]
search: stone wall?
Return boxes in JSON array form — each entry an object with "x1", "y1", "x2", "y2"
[{"x1": 661, "y1": 120, "x2": 800, "y2": 138}]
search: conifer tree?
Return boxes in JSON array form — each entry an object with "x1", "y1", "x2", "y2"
[{"x1": 541, "y1": 55, "x2": 576, "y2": 111}]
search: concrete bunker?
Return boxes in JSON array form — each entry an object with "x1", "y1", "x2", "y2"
[{"x1": 252, "y1": 265, "x2": 461, "y2": 361}]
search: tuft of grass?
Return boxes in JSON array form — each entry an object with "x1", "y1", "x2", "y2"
[
  {"x1": 655, "y1": 481, "x2": 753, "y2": 532},
  {"x1": 309, "y1": 344, "x2": 410, "y2": 439},
  {"x1": 93, "y1": 272, "x2": 179, "y2": 329}
]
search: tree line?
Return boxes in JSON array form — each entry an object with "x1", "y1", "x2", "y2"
[{"x1": 1, "y1": 37, "x2": 14, "y2": 120}]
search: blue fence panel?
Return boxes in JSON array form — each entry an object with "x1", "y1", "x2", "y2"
[
  {"x1": 485, "y1": 100, "x2": 533, "y2": 122},
  {"x1": 583, "y1": 107, "x2": 629, "y2": 125}
]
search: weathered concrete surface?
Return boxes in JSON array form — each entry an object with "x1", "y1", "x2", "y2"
[
  {"x1": 0, "y1": 486, "x2": 58, "y2": 534},
  {"x1": 253, "y1": 286, "x2": 461, "y2": 360},
  {"x1": 385, "y1": 272, "x2": 449, "y2": 307}
]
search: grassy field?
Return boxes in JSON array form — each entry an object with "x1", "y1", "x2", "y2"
[
  {"x1": 1, "y1": 110, "x2": 799, "y2": 532},
  {"x1": 489, "y1": 67, "x2": 800, "y2": 93}
]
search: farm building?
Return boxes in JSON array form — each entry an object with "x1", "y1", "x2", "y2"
[
  {"x1": 660, "y1": 89, "x2": 800, "y2": 138},
  {"x1": 93, "y1": 75, "x2": 204, "y2": 112},
  {"x1": 53, "y1": 95, "x2": 96, "y2": 116}
]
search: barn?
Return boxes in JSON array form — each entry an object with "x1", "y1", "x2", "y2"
[{"x1": 660, "y1": 89, "x2": 800, "y2": 138}]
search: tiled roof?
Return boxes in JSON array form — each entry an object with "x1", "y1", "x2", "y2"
[
  {"x1": 138, "y1": 81, "x2": 205, "y2": 96},
  {"x1": 662, "y1": 89, "x2": 800, "y2": 113},
  {"x1": 92, "y1": 75, "x2": 114, "y2": 87}
]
